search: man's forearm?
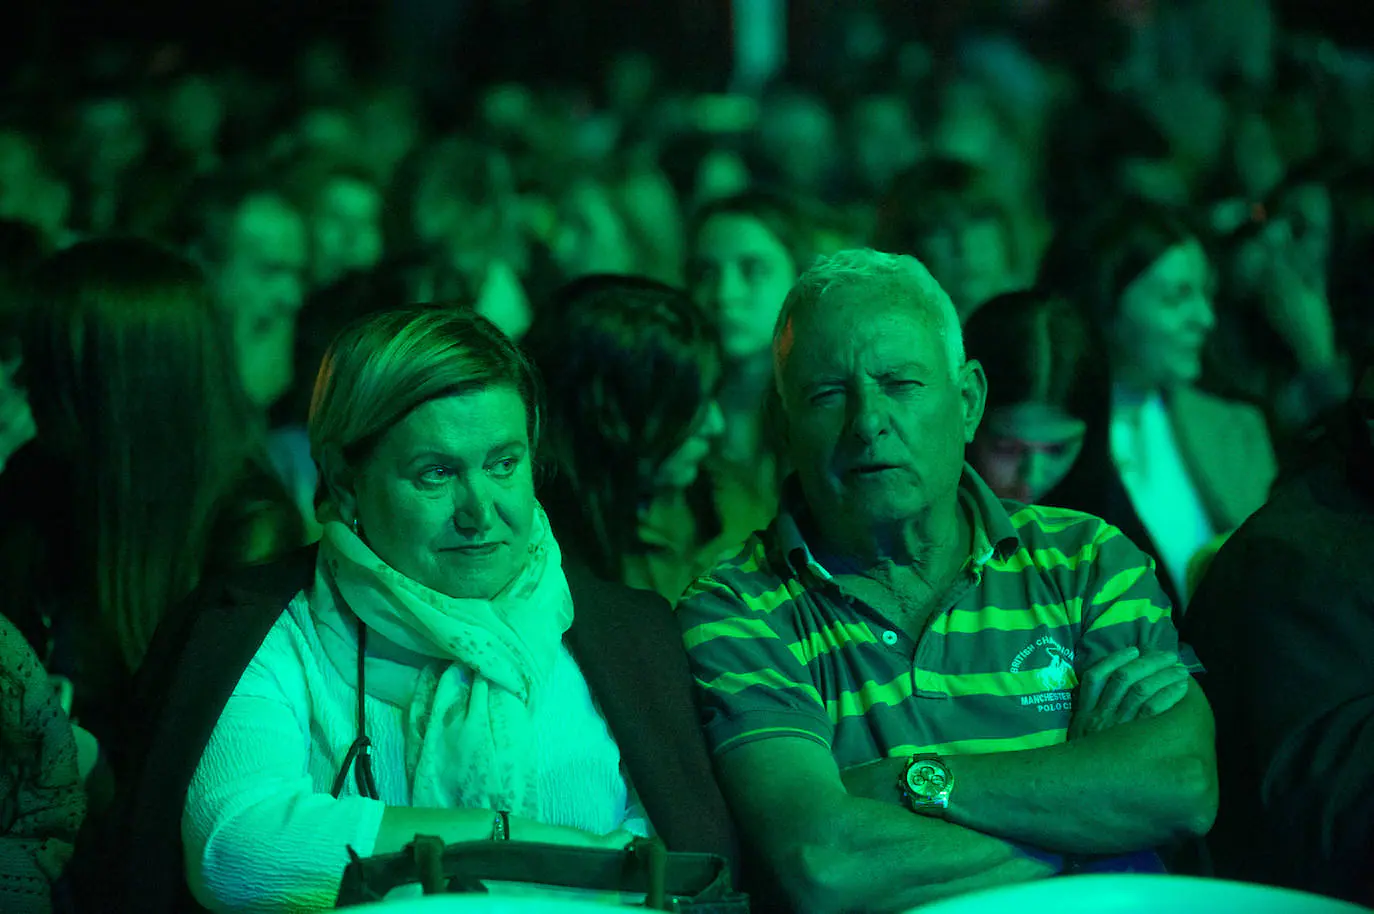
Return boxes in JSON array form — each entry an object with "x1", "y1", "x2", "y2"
[
  {"x1": 947, "y1": 689, "x2": 1216, "y2": 853},
  {"x1": 782, "y1": 796, "x2": 1054, "y2": 914},
  {"x1": 844, "y1": 687, "x2": 1217, "y2": 854}
]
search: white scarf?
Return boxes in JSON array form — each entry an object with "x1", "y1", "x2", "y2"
[{"x1": 312, "y1": 506, "x2": 573, "y2": 818}]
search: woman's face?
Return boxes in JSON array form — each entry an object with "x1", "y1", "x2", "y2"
[
  {"x1": 1111, "y1": 240, "x2": 1215, "y2": 392},
  {"x1": 552, "y1": 181, "x2": 635, "y2": 279},
  {"x1": 653, "y1": 398, "x2": 726, "y2": 491},
  {"x1": 690, "y1": 213, "x2": 797, "y2": 361},
  {"x1": 346, "y1": 388, "x2": 536, "y2": 600},
  {"x1": 972, "y1": 401, "x2": 1086, "y2": 504}
]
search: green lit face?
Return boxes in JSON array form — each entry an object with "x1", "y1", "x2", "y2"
[
  {"x1": 972, "y1": 401, "x2": 1086, "y2": 504},
  {"x1": 342, "y1": 390, "x2": 536, "y2": 601},
  {"x1": 689, "y1": 213, "x2": 796, "y2": 361},
  {"x1": 214, "y1": 195, "x2": 308, "y2": 409},
  {"x1": 1111, "y1": 240, "x2": 1214, "y2": 392}
]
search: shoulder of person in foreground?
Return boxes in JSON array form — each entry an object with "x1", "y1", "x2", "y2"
[{"x1": 1183, "y1": 522, "x2": 1374, "y2": 903}]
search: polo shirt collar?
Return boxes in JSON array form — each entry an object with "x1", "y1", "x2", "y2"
[{"x1": 774, "y1": 464, "x2": 1022, "y2": 580}]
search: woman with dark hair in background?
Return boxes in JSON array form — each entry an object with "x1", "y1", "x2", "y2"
[
  {"x1": 527, "y1": 275, "x2": 735, "y2": 603},
  {"x1": 0, "y1": 238, "x2": 303, "y2": 758},
  {"x1": 963, "y1": 289, "x2": 1101, "y2": 505},
  {"x1": 1040, "y1": 205, "x2": 1276, "y2": 608}
]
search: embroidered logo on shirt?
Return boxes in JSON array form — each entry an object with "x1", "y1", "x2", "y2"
[{"x1": 1011, "y1": 636, "x2": 1076, "y2": 711}]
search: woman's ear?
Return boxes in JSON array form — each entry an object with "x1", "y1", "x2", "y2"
[{"x1": 318, "y1": 449, "x2": 360, "y2": 525}]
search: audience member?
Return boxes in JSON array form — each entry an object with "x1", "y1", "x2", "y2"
[
  {"x1": 873, "y1": 158, "x2": 1025, "y2": 320},
  {"x1": 178, "y1": 171, "x2": 310, "y2": 412},
  {"x1": 549, "y1": 156, "x2": 685, "y2": 289},
  {"x1": 97, "y1": 308, "x2": 736, "y2": 911},
  {"x1": 1040, "y1": 205, "x2": 1276, "y2": 607},
  {"x1": 1181, "y1": 358, "x2": 1374, "y2": 907},
  {"x1": 0, "y1": 238, "x2": 302, "y2": 752},
  {"x1": 283, "y1": 154, "x2": 385, "y2": 292},
  {"x1": 962, "y1": 290, "x2": 1099, "y2": 504},
  {"x1": 686, "y1": 190, "x2": 819, "y2": 532},
  {"x1": 385, "y1": 137, "x2": 533, "y2": 339},
  {"x1": 1207, "y1": 162, "x2": 1351, "y2": 444},
  {"x1": 529, "y1": 275, "x2": 734, "y2": 603},
  {"x1": 679, "y1": 250, "x2": 1215, "y2": 914}
]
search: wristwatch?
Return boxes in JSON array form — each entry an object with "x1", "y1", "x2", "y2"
[{"x1": 900, "y1": 753, "x2": 953, "y2": 816}]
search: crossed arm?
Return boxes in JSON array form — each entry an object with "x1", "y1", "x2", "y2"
[{"x1": 717, "y1": 660, "x2": 1217, "y2": 914}]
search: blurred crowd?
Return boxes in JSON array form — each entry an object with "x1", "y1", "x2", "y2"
[{"x1": 1, "y1": 0, "x2": 1372, "y2": 911}]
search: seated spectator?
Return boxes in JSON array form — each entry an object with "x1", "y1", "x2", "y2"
[
  {"x1": 686, "y1": 190, "x2": 819, "y2": 531},
  {"x1": 0, "y1": 238, "x2": 302, "y2": 753},
  {"x1": 1207, "y1": 162, "x2": 1352, "y2": 445},
  {"x1": 1180, "y1": 357, "x2": 1374, "y2": 907},
  {"x1": 385, "y1": 137, "x2": 533, "y2": 340},
  {"x1": 1040, "y1": 205, "x2": 1277, "y2": 608},
  {"x1": 97, "y1": 308, "x2": 735, "y2": 911},
  {"x1": 283, "y1": 154, "x2": 385, "y2": 292},
  {"x1": 528, "y1": 275, "x2": 737, "y2": 603},
  {"x1": 873, "y1": 158, "x2": 1026, "y2": 321},
  {"x1": 0, "y1": 614, "x2": 86, "y2": 914},
  {"x1": 962, "y1": 290, "x2": 1099, "y2": 504},
  {"x1": 550, "y1": 156, "x2": 685, "y2": 288},
  {"x1": 678, "y1": 250, "x2": 1216, "y2": 914},
  {"x1": 177, "y1": 169, "x2": 309, "y2": 412}
]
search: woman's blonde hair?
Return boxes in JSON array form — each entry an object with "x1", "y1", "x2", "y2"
[{"x1": 308, "y1": 306, "x2": 541, "y2": 522}]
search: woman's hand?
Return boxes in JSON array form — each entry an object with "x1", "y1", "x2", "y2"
[
  {"x1": 1249, "y1": 230, "x2": 1338, "y2": 371},
  {"x1": 591, "y1": 829, "x2": 637, "y2": 851}
]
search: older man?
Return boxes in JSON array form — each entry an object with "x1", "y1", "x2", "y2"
[{"x1": 678, "y1": 250, "x2": 1217, "y2": 913}]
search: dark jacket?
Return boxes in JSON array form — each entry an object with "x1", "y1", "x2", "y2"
[
  {"x1": 72, "y1": 546, "x2": 740, "y2": 912},
  {"x1": 1181, "y1": 416, "x2": 1374, "y2": 906}
]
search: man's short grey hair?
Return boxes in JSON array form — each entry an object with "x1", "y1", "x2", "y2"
[{"x1": 772, "y1": 248, "x2": 965, "y2": 389}]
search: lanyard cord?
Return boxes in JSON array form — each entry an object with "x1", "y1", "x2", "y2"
[{"x1": 330, "y1": 616, "x2": 380, "y2": 800}]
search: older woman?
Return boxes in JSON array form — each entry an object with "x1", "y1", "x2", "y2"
[{"x1": 86, "y1": 307, "x2": 736, "y2": 912}]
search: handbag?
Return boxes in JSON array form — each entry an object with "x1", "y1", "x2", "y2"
[{"x1": 335, "y1": 835, "x2": 749, "y2": 912}]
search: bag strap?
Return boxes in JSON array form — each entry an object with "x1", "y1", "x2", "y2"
[{"x1": 336, "y1": 838, "x2": 735, "y2": 907}]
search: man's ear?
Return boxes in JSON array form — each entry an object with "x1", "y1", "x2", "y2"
[
  {"x1": 959, "y1": 359, "x2": 988, "y2": 444},
  {"x1": 763, "y1": 385, "x2": 790, "y2": 451}
]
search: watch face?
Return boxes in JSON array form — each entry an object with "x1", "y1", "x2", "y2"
[{"x1": 906, "y1": 761, "x2": 949, "y2": 799}]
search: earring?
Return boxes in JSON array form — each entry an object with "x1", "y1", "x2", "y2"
[{"x1": 351, "y1": 517, "x2": 361, "y2": 537}]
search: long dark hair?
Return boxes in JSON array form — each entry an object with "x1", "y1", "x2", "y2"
[
  {"x1": 4, "y1": 238, "x2": 294, "y2": 676},
  {"x1": 963, "y1": 289, "x2": 1102, "y2": 420},
  {"x1": 526, "y1": 274, "x2": 723, "y2": 582},
  {"x1": 1039, "y1": 203, "x2": 1202, "y2": 330}
]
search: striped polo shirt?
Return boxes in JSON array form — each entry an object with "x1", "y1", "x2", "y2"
[{"x1": 677, "y1": 465, "x2": 1199, "y2": 768}]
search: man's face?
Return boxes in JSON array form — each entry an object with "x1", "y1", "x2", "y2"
[
  {"x1": 919, "y1": 212, "x2": 1016, "y2": 320},
  {"x1": 214, "y1": 195, "x2": 308, "y2": 409},
  {"x1": 779, "y1": 285, "x2": 984, "y2": 546}
]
